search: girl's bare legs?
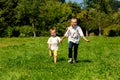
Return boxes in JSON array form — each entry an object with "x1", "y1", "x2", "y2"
[{"x1": 54, "y1": 56, "x2": 57, "y2": 63}]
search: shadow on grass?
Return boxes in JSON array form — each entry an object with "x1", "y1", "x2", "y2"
[
  {"x1": 78, "y1": 59, "x2": 92, "y2": 63},
  {"x1": 58, "y1": 58, "x2": 66, "y2": 62},
  {"x1": 57, "y1": 58, "x2": 92, "y2": 63}
]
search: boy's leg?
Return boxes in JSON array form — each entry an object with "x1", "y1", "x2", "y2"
[
  {"x1": 53, "y1": 50, "x2": 57, "y2": 63},
  {"x1": 49, "y1": 50, "x2": 53, "y2": 56},
  {"x1": 68, "y1": 41, "x2": 73, "y2": 62},
  {"x1": 74, "y1": 43, "x2": 79, "y2": 62}
]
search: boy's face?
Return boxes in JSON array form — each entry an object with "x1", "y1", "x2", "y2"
[
  {"x1": 50, "y1": 30, "x2": 56, "y2": 37},
  {"x1": 71, "y1": 19, "x2": 77, "y2": 27}
]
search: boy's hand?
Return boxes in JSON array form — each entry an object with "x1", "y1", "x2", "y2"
[
  {"x1": 87, "y1": 40, "x2": 90, "y2": 42},
  {"x1": 86, "y1": 39, "x2": 90, "y2": 42},
  {"x1": 60, "y1": 39, "x2": 63, "y2": 43},
  {"x1": 82, "y1": 36, "x2": 90, "y2": 42}
]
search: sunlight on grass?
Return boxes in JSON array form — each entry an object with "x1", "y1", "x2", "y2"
[{"x1": 0, "y1": 37, "x2": 120, "y2": 80}]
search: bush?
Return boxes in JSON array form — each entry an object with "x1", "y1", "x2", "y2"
[
  {"x1": 12, "y1": 26, "x2": 20, "y2": 37},
  {"x1": 89, "y1": 32, "x2": 96, "y2": 36},
  {"x1": 40, "y1": 31, "x2": 49, "y2": 36},
  {"x1": 103, "y1": 24, "x2": 120, "y2": 36},
  {"x1": 56, "y1": 23, "x2": 65, "y2": 36},
  {"x1": 4, "y1": 26, "x2": 33, "y2": 37},
  {"x1": 4, "y1": 25, "x2": 35, "y2": 37},
  {"x1": 5, "y1": 26, "x2": 13, "y2": 37},
  {"x1": 19, "y1": 25, "x2": 33, "y2": 37},
  {"x1": 5, "y1": 26, "x2": 21, "y2": 37}
]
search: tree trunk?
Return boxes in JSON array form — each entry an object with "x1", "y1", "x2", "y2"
[
  {"x1": 32, "y1": 23, "x2": 36, "y2": 37},
  {"x1": 86, "y1": 15, "x2": 88, "y2": 36},
  {"x1": 98, "y1": 10, "x2": 102, "y2": 36},
  {"x1": 98, "y1": 21, "x2": 102, "y2": 36}
]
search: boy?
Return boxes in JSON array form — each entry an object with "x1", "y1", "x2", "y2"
[
  {"x1": 47, "y1": 28, "x2": 61, "y2": 63},
  {"x1": 61, "y1": 18, "x2": 90, "y2": 63}
]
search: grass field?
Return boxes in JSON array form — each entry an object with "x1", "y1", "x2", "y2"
[{"x1": 0, "y1": 37, "x2": 120, "y2": 80}]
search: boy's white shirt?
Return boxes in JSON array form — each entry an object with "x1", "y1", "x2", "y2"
[
  {"x1": 64, "y1": 26, "x2": 84, "y2": 44},
  {"x1": 47, "y1": 36, "x2": 61, "y2": 50}
]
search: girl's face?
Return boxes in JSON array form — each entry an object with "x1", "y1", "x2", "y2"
[{"x1": 50, "y1": 30, "x2": 56, "y2": 37}]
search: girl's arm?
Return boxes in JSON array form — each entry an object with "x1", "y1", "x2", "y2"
[
  {"x1": 48, "y1": 44, "x2": 51, "y2": 49},
  {"x1": 60, "y1": 36, "x2": 67, "y2": 43}
]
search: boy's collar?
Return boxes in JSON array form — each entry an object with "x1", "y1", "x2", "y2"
[{"x1": 71, "y1": 25, "x2": 77, "y2": 29}]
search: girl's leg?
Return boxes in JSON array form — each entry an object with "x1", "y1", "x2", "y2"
[
  {"x1": 49, "y1": 50, "x2": 53, "y2": 56},
  {"x1": 54, "y1": 56, "x2": 57, "y2": 63},
  {"x1": 54, "y1": 50, "x2": 57, "y2": 63}
]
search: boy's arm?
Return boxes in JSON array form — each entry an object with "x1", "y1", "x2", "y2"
[
  {"x1": 78, "y1": 27, "x2": 90, "y2": 42},
  {"x1": 82, "y1": 36, "x2": 90, "y2": 42},
  {"x1": 60, "y1": 28, "x2": 69, "y2": 42}
]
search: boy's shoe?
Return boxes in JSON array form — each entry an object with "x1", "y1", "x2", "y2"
[
  {"x1": 73, "y1": 60, "x2": 78, "y2": 63},
  {"x1": 68, "y1": 58, "x2": 73, "y2": 63}
]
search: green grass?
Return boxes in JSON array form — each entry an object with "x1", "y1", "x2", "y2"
[{"x1": 0, "y1": 37, "x2": 120, "y2": 80}]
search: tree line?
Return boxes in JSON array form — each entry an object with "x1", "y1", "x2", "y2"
[{"x1": 0, "y1": 0, "x2": 120, "y2": 37}]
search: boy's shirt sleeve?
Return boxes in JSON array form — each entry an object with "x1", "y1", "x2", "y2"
[
  {"x1": 78, "y1": 27, "x2": 84, "y2": 37},
  {"x1": 64, "y1": 28, "x2": 70, "y2": 37}
]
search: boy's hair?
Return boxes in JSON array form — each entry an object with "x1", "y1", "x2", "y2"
[
  {"x1": 71, "y1": 18, "x2": 77, "y2": 21},
  {"x1": 50, "y1": 27, "x2": 56, "y2": 32}
]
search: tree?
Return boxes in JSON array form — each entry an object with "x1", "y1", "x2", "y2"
[
  {"x1": 16, "y1": 0, "x2": 44, "y2": 37},
  {"x1": 77, "y1": 8, "x2": 92, "y2": 36},
  {"x1": 109, "y1": 0, "x2": 120, "y2": 11},
  {"x1": 58, "y1": 0, "x2": 65, "y2": 3},
  {"x1": 40, "y1": 0, "x2": 72, "y2": 36},
  {"x1": 1, "y1": 0, "x2": 119, "y2": 37},
  {"x1": 83, "y1": 0, "x2": 113, "y2": 36},
  {"x1": 0, "y1": 0, "x2": 19, "y2": 37},
  {"x1": 67, "y1": 1, "x2": 81, "y2": 17}
]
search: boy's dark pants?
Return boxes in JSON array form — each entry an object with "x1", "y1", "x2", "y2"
[{"x1": 68, "y1": 41, "x2": 79, "y2": 61}]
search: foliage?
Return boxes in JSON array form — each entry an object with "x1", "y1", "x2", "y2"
[
  {"x1": 103, "y1": 24, "x2": 120, "y2": 36},
  {"x1": 4, "y1": 26, "x2": 20, "y2": 37},
  {"x1": 4, "y1": 26, "x2": 33, "y2": 37},
  {"x1": 19, "y1": 25, "x2": 33, "y2": 37},
  {"x1": 5, "y1": 26, "x2": 13, "y2": 37},
  {"x1": 0, "y1": 0, "x2": 120, "y2": 37}
]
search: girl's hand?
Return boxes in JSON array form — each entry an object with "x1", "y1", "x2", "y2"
[
  {"x1": 48, "y1": 44, "x2": 51, "y2": 49},
  {"x1": 60, "y1": 39, "x2": 63, "y2": 43}
]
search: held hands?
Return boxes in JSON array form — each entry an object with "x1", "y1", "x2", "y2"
[
  {"x1": 60, "y1": 39, "x2": 63, "y2": 43},
  {"x1": 60, "y1": 36, "x2": 66, "y2": 43}
]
